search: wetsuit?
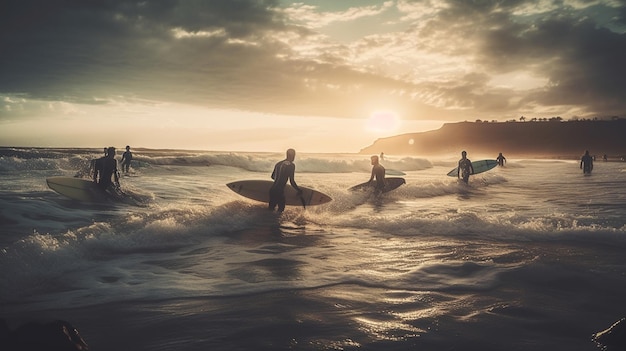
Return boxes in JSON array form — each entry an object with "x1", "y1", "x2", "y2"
[
  {"x1": 581, "y1": 154, "x2": 593, "y2": 174},
  {"x1": 93, "y1": 156, "x2": 118, "y2": 190},
  {"x1": 269, "y1": 159, "x2": 300, "y2": 212},
  {"x1": 496, "y1": 154, "x2": 506, "y2": 166},
  {"x1": 121, "y1": 150, "x2": 132, "y2": 173},
  {"x1": 370, "y1": 164, "x2": 386, "y2": 192},
  {"x1": 458, "y1": 158, "x2": 473, "y2": 183}
]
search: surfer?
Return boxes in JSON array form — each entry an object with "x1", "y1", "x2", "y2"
[
  {"x1": 121, "y1": 145, "x2": 133, "y2": 174},
  {"x1": 93, "y1": 147, "x2": 120, "y2": 191},
  {"x1": 457, "y1": 151, "x2": 474, "y2": 184},
  {"x1": 368, "y1": 155, "x2": 387, "y2": 194},
  {"x1": 580, "y1": 150, "x2": 594, "y2": 174},
  {"x1": 269, "y1": 148, "x2": 302, "y2": 212},
  {"x1": 496, "y1": 152, "x2": 506, "y2": 166}
]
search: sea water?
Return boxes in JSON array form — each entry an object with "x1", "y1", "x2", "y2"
[{"x1": 1, "y1": 147, "x2": 625, "y2": 350}]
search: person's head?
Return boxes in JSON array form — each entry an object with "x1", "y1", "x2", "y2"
[
  {"x1": 107, "y1": 147, "x2": 116, "y2": 158},
  {"x1": 286, "y1": 148, "x2": 296, "y2": 161},
  {"x1": 461, "y1": 150, "x2": 467, "y2": 158},
  {"x1": 371, "y1": 155, "x2": 379, "y2": 165},
  {"x1": 126, "y1": 145, "x2": 130, "y2": 151},
  {"x1": 584, "y1": 150, "x2": 590, "y2": 155},
  {"x1": 499, "y1": 152, "x2": 503, "y2": 156}
]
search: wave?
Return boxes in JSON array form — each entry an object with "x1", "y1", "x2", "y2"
[{"x1": 0, "y1": 147, "x2": 433, "y2": 173}]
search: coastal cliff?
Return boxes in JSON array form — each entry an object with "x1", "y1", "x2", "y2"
[{"x1": 360, "y1": 119, "x2": 626, "y2": 159}]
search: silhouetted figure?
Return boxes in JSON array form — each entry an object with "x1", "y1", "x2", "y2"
[
  {"x1": 368, "y1": 155, "x2": 387, "y2": 194},
  {"x1": 496, "y1": 152, "x2": 506, "y2": 166},
  {"x1": 457, "y1": 151, "x2": 474, "y2": 184},
  {"x1": 93, "y1": 146, "x2": 120, "y2": 190},
  {"x1": 269, "y1": 148, "x2": 302, "y2": 212},
  {"x1": 379, "y1": 152, "x2": 385, "y2": 161},
  {"x1": 580, "y1": 150, "x2": 594, "y2": 174},
  {"x1": 121, "y1": 145, "x2": 133, "y2": 174},
  {"x1": 603, "y1": 154, "x2": 608, "y2": 162}
]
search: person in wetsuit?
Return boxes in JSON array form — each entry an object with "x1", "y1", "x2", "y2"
[
  {"x1": 496, "y1": 152, "x2": 506, "y2": 166},
  {"x1": 580, "y1": 150, "x2": 594, "y2": 174},
  {"x1": 368, "y1": 155, "x2": 387, "y2": 194},
  {"x1": 93, "y1": 147, "x2": 120, "y2": 191},
  {"x1": 121, "y1": 145, "x2": 133, "y2": 174},
  {"x1": 269, "y1": 148, "x2": 302, "y2": 212},
  {"x1": 457, "y1": 150, "x2": 474, "y2": 184}
]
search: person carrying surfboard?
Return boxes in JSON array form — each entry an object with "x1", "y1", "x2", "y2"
[
  {"x1": 457, "y1": 151, "x2": 475, "y2": 184},
  {"x1": 93, "y1": 147, "x2": 121, "y2": 192},
  {"x1": 269, "y1": 148, "x2": 302, "y2": 212},
  {"x1": 368, "y1": 155, "x2": 387, "y2": 194}
]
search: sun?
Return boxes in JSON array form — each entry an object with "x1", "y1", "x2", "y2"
[{"x1": 366, "y1": 110, "x2": 400, "y2": 133}]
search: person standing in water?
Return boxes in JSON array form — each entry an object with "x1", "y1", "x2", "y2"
[
  {"x1": 93, "y1": 146, "x2": 120, "y2": 191},
  {"x1": 580, "y1": 150, "x2": 594, "y2": 174},
  {"x1": 121, "y1": 145, "x2": 133, "y2": 174},
  {"x1": 457, "y1": 150, "x2": 474, "y2": 184},
  {"x1": 368, "y1": 155, "x2": 387, "y2": 194},
  {"x1": 496, "y1": 152, "x2": 506, "y2": 166},
  {"x1": 269, "y1": 148, "x2": 302, "y2": 212}
]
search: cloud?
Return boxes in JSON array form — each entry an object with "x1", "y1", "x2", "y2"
[{"x1": 1, "y1": 0, "x2": 625, "y2": 126}]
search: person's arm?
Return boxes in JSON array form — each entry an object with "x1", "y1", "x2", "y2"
[
  {"x1": 580, "y1": 158, "x2": 583, "y2": 169},
  {"x1": 457, "y1": 161, "x2": 461, "y2": 178},
  {"x1": 288, "y1": 165, "x2": 301, "y2": 193}
]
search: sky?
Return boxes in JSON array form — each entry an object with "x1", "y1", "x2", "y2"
[{"x1": 1, "y1": 0, "x2": 625, "y2": 153}]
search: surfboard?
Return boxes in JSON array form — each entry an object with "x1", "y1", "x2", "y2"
[
  {"x1": 46, "y1": 176, "x2": 108, "y2": 202},
  {"x1": 446, "y1": 159, "x2": 498, "y2": 177},
  {"x1": 226, "y1": 180, "x2": 332, "y2": 207},
  {"x1": 349, "y1": 177, "x2": 406, "y2": 193}
]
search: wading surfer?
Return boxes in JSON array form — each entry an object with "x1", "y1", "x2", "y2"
[
  {"x1": 457, "y1": 151, "x2": 474, "y2": 184},
  {"x1": 368, "y1": 155, "x2": 387, "y2": 194},
  {"x1": 93, "y1": 147, "x2": 120, "y2": 191},
  {"x1": 496, "y1": 152, "x2": 506, "y2": 166},
  {"x1": 581, "y1": 150, "x2": 594, "y2": 174},
  {"x1": 121, "y1": 145, "x2": 133, "y2": 174},
  {"x1": 269, "y1": 148, "x2": 302, "y2": 212}
]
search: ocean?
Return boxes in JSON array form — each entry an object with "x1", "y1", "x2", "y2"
[{"x1": 1, "y1": 147, "x2": 625, "y2": 350}]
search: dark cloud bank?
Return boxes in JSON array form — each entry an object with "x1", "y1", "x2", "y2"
[{"x1": 1, "y1": 0, "x2": 625, "y2": 120}]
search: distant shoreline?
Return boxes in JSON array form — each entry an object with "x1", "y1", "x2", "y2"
[{"x1": 360, "y1": 119, "x2": 626, "y2": 159}]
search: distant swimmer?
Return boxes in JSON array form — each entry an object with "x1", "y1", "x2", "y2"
[
  {"x1": 457, "y1": 150, "x2": 474, "y2": 184},
  {"x1": 496, "y1": 152, "x2": 506, "y2": 166},
  {"x1": 93, "y1": 146, "x2": 120, "y2": 191},
  {"x1": 121, "y1": 145, "x2": 133, "y2": 174},
  {"x1": 580, "y1": 150, "x2": 594, "y2": 174},
  {"x1": 368, "y1": 155, "x2": 387, "y2": 194},
  {"x1": 380, "y1": 152, "x2": 385, "y2": 161},
  {"x1": 269, "y1": 148, "x2": 302, "y2": 212}
]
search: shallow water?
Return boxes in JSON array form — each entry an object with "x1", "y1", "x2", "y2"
[{"x1": 1, "y1": 148, "x2": 625, "y2": 350}]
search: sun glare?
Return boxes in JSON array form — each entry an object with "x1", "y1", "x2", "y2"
[{"x1": 366, "y1": 110, "x2": 400, "y2": 133}]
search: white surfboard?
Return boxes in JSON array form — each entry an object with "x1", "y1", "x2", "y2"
[
  {"x1": 447, "y1": 159, "x2": 498, "y2": 177},
  {"x1": 227, "y1": 180, "x2": 332, "y2": 207},
  {"x1": 46, "y1": 176, "x2": 108, "y2": 202}
]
